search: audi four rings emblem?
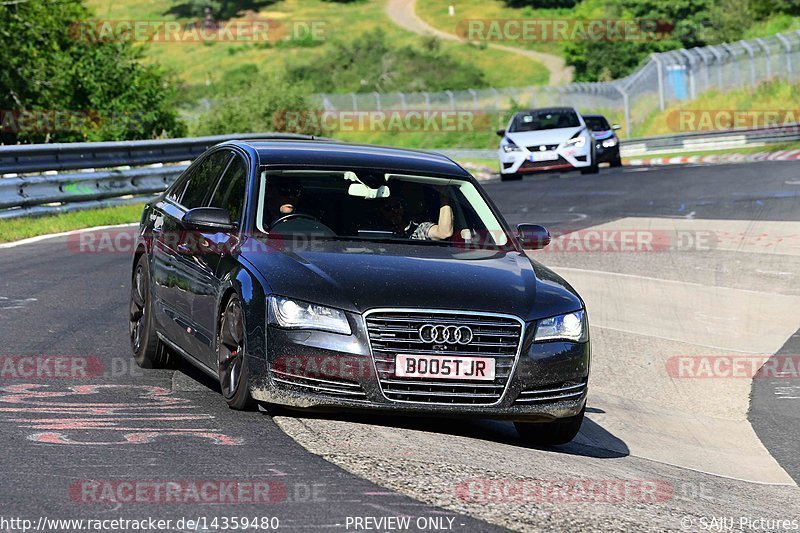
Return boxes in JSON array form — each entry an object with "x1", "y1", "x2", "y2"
[{"x1": 418, "y1": 324, "x2": 474, "y2": 345}]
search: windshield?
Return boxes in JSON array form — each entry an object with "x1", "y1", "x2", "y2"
[
  {"x1": 509, "y1": 110, "x2": 581, "y2": 132},
  {"x1": 256, "y1": 169, "x2": 511, "y2": 249},
  {"x1": 584, "y1": 116, "x2": 611, "y2": 131}
]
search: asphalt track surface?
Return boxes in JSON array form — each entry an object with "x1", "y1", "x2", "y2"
[{"x1": 0, "y1": 161, "x2": 798, "y2": 532}]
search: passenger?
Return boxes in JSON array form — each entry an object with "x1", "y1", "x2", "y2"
[{"x1": 380, "y1": 188, "x2": 453, "y2": 241}]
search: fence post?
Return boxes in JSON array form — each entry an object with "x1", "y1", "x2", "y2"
[
  {"x1": 707, "y1": 45, "x2": 724, "y2": 88},
  {"x1": 468, "y1": 89, "x2": 478, "y2": 109},
  {"x1": 740, "y1": 40, "x2": 757, "y2": 86},
  {"x1": 651, "y1": 53, "x2": 665, "y2": 111},
  {"x1": 350, "y1": 93, "x2": 358, "y2": 112},
  {"x1": 422, "y1": 92, "x2": 430, "y2": 111},
  {"x1": 374, "y1": 92, "x2": 381, "y2": 112},
  {"x1": 776, "y1": 33, "x2": 792, "y2": 77},
  {"x1": 755, "y1": 38, "x2": 771, "y2": 79},
  {"x1": 614, "y1": 83, "x2": 631, "y2": 138},
  {"x1": 445, "y1": 90, "x2": 455, "y2": 111},
  {"x1": 398, "y1": 92, "x2": 407, "y2": 112},
  {"x1": 679, "y1": 49, "x2": 696, "y2": 100},
  {"x1": 722, "y1": 44, "x2": 740, "y2": 86}
]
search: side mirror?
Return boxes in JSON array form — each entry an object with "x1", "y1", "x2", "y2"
[
  {"x1": 611, "y1": 124, "x2": 621, "y2": 130},
  {"x1": 496, "y1": 129, "x2": 506, "y2": 137},
  {"x1": 182, "y1": 207, "x2": 236, "y2": 231},
  {"x1": 517, "y1": 224, "x2": 550, "y2": 250}
]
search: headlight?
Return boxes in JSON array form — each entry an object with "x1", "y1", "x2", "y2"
[
  {"x1": 534, "y1": 310, "x2": 587, "y2": 342},
  {"x1": 269, "y1": 296, "x2": 352, "y2": 335},
  {"x1": 602, "y1": 138, "x2": 618, "y2": 148},
  {"x1": 565, "y1": 136, "x2": 586, "y2": 148},
  {"x1": 502, "y1": 143, "x2": 521, "y2": 153}
]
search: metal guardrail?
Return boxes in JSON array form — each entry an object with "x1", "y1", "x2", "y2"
[{"x1": 0, "y1": 132, "x2": 318, "y2": 176}]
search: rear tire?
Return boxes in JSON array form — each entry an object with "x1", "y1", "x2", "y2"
[
  {"x1": 500, "y1": 172, "x2": 523, "y2": 181},
  {"x1": 217, "y1": 294, "x2": 255, "y2": 410},
  {"x1": 129, "y1": 255, "x2": 176, "y2": 369},
  {"x1": 514, "y1": 406, "x2": 585, "y2": 446}
]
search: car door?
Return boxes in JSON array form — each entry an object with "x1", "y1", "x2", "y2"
[
  {"x1": 184, "y1": 152, "x2": 249, "y2": 367},
  {"x1": 151, "y1": 149, "x2": 232, "y2": 358}
]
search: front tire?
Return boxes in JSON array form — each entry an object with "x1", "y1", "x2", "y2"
[
  {"x1": 514, "y1": 406, "x2": 585, "y2": 446},
  {"x1": 580, "y1": 152, "x2": 599, "y2": 174},
  {"x1": 217, "y1": 294, "x2": 255, "y2": 410},
  {"x1": 610, "y1": 153, "x2": 623, "y2": 167},
  {"x1": 129, "y1": 255, "x2": 176, "y2": 368}
]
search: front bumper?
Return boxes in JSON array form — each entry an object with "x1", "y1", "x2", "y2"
[
  {"x1": 498, "y1": 142, "x2": 593, "y2": 175},
  {"x1": 596, "y1": 143, "x2": 620, "y2": 163},
  {"x1": 248, "y1": 318, "x2": 590, "y2": 423}
]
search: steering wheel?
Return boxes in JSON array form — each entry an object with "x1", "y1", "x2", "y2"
[{"x1": 268, "y1": 213, "x2": 335, "y2": 236}]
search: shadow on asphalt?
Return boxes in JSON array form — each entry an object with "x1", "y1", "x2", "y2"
[{"x1": 175, "y1": 361, "x2": 630, "y2": 459}]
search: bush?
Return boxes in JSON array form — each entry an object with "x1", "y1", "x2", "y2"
[
  {"x1": 286, "y1": 29, "x2": 487, "y2": 93},
  {"x1": 192, "y1": 72, "x2": 323, "y2": 136}
]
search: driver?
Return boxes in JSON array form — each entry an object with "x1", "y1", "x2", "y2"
[
  {"x1": 266, "y1": 177, "x2": 303, "y2": 222},
  {"x1": 380, "y1": 188, "x2": 453, "y2": 241}
]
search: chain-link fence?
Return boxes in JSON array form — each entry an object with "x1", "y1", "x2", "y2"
[{"x1": 313, "y1": 31, "x2": 800, "y2": 137}]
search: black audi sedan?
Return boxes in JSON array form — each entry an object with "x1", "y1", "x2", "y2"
[{"x1": 129, "y1": 138, "x2": 590, "y2": 445}]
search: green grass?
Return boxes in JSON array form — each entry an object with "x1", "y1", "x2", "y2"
[
  {"x1": 0, "y1": 203, "x2": 144, "y2": 243},
  {"x1": 633, "y1": 79, "x2": 800, "y2": 138},
  {"x1": 85, "y1": 0, "x2": 548, "y2": 89},
  {"x1": 416, "y1": 0, "x2": 569, "y2": 55}
]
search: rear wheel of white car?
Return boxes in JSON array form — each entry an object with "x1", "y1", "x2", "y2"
[
  {"x1": 514, "y1": 406, "x2": 585, "y2": 446},
  {"x1": 501, "y1": 172, "x2": 523, "y2": 181}
]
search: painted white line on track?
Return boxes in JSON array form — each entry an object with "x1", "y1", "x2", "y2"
[{"x1": 0, "y1": 223, "x2": 138, "y2": 249}]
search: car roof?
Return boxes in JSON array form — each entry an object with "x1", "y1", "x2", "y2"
[
  {"x1": 515, "y1": 107, "x2": 578, "y2": 115},
  {"x1": 222, "y1": 139, "x2": 471, "y2": 178}
]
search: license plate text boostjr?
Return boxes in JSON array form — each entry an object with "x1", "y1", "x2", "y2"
[{"x1": 395, "y1": 354, "x2": 496, "y2": 381}]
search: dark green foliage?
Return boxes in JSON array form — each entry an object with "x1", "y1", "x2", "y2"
[{"x1": 0, "y1": 0, "x2": 184, "y2": 144}]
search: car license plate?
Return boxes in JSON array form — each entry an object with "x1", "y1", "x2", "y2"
[
  {"x1": 530, "y1": 151, "x2": 558, "y2": 162},
  {"x1": 395, "y1": 354, "x2": 495, "y2": 381}
]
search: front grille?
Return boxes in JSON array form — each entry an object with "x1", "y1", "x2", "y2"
[
  {"x1": 515, "y1": 379, "x2": 587, "y2": 405},
  {"x1": 519, "y1": 156, "x2": 570, "y2": 170},
  {"x1": 272, "y1": 370, "x2": 367, "y2": 400},
  {"x1": 527, "y1": 143, "x2": 559, "y2": 152},
  {"x1": 365, "y1": 310, "x2": 523, "y2": 405}
]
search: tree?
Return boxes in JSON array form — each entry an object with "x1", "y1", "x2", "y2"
[{"x1": 0, "y1": 0, "x2": 185, "y2": 144}]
